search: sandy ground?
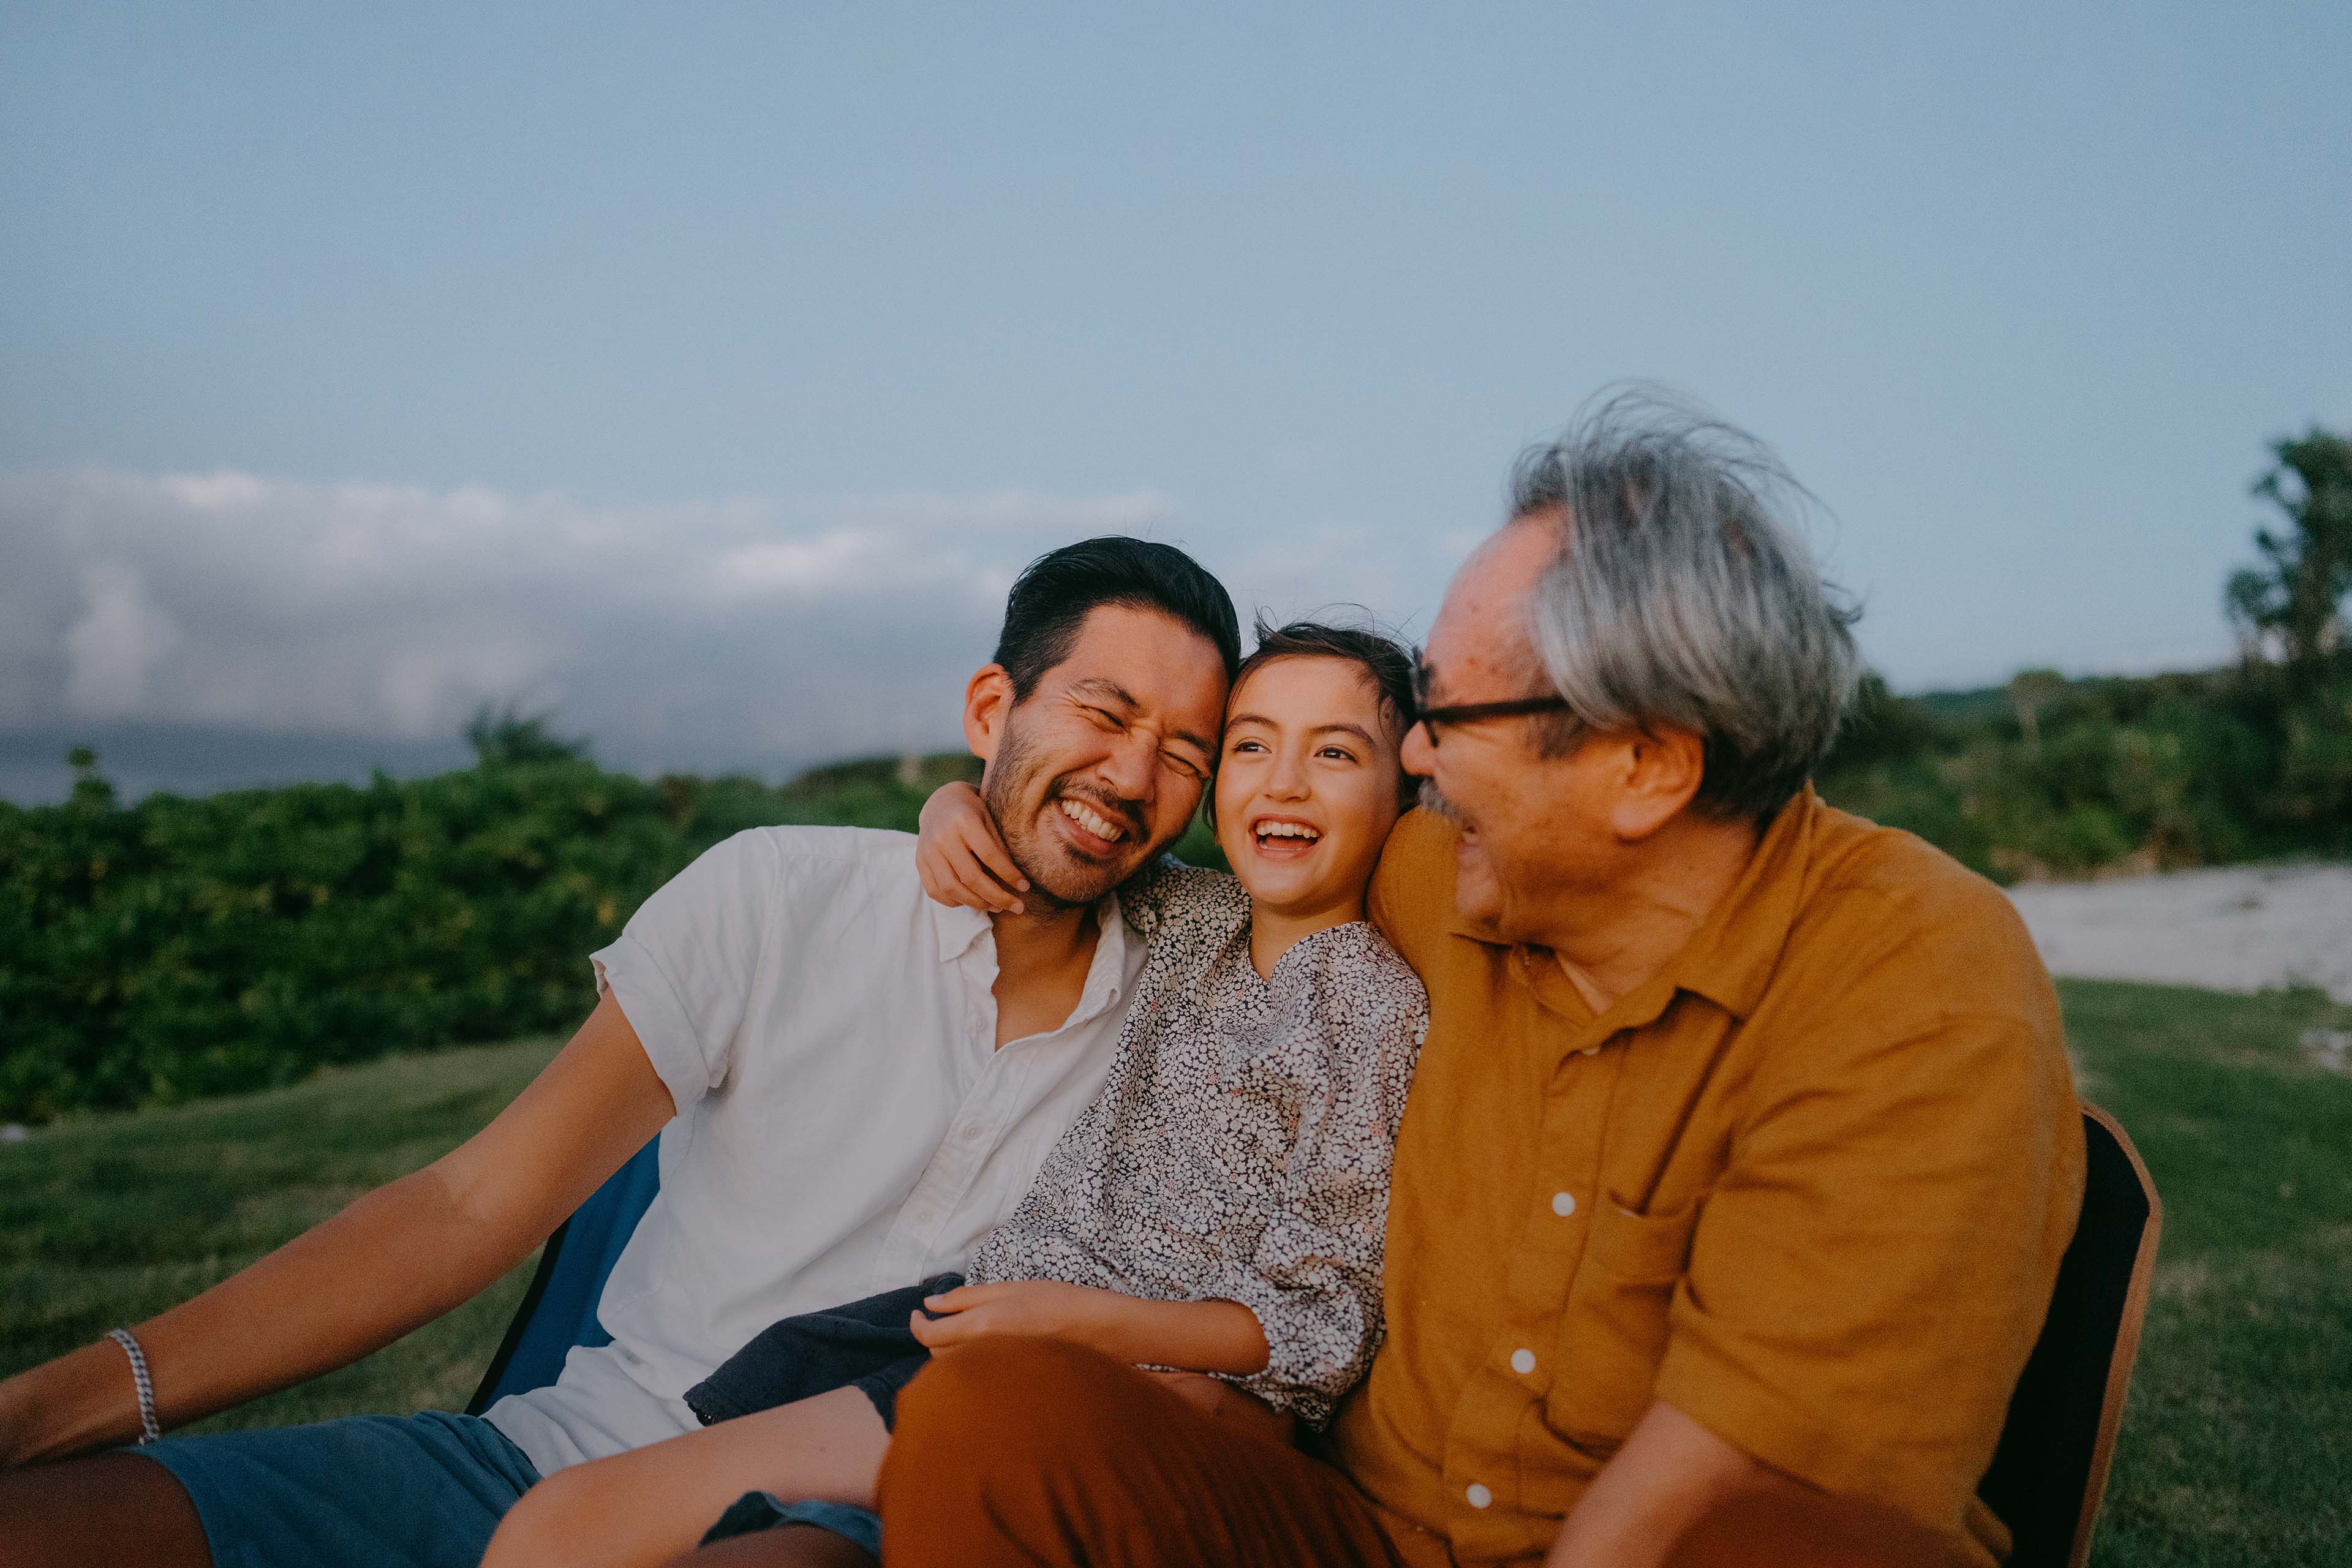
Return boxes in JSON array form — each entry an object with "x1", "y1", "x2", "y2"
[{"x1": 2005, "y1": 861, "x2": 2352, "y2": 1004}]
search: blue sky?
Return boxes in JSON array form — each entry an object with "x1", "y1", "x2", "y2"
[{"x1": 3, "y1": 3, "x2": 2346, "y2": 796}]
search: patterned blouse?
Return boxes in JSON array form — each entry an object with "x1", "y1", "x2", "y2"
[{"x1": 967, "y1": 861, "x2": 1428, "y2": 1428}]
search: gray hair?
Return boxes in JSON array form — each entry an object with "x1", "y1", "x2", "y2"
[{"x1": 1509, "y1": 386, "x2": 1861, "y2": 820}]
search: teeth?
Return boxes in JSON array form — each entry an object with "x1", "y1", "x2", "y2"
[
  {"x1": 1058, "y1": 798, "x2": 1124, "y2": 841},
  {"x1": 1256, "y1": 821, "x2": 1321, "y2": 842}
]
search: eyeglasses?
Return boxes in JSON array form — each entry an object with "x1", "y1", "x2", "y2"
[{"x1": 1410, "y1": 649, "x2": 1575, "y2": 746}]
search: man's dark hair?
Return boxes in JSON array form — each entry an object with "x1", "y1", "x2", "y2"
[
  {"x1": 1207, "y1": 616, "x2": 1419, "y2": 824},
  {"x1": 993, "y1": 537, "x2": 1242, "y2": 698}
]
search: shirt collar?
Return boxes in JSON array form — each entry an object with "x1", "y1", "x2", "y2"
[
  {"x1": 929, "y1": 886, "x2": 1137, "y2": 1005},
  {"x1": 1440, "y1": 784, "x2": 1822, "y2": 1027},
  {"x1": 1661, "y1": 783, "x2": 1819, "y2": 1020},
  {"x1": 929, "y1": 899, "x2": 992, "y2": 965}
]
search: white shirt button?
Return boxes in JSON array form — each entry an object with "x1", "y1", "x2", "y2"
[
  {"x1": 1580, "y1": 1044, "x2": 1600, "y2": 1055},
  {"x1": 1551, "y1": 1191, "x2": 1577, "y2": 1217},
  {"x1": 1466, "y1": 1483, "x2": 1493, "y2": 1509},
  {"x1": 1510, "y1": 1348, "x2": 1536, "y2": 1375}
]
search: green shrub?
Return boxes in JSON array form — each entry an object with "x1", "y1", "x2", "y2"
[{"x1": 0, "y1": 752, "x2": 978, "y2": 1123}]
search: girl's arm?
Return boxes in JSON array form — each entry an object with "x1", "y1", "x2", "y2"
[
  {"x1": 908, "y1": 1279, "x2": 1269, "y2": 1374},
  {"x1": 0, "y1": 989, "x2": 673, "y2": 1466},
  {"x1": 1205, "y1": 960, "x2": 1427, "y2": 1426},
  {"x1": 914, "y1": 780, "x2": 1027, "y2": 913}
]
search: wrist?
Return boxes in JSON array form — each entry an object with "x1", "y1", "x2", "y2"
[
  {"x1": 1073, "y1": 1286, "x2": 1148, "y2": 1355},
  {"x1": 0, "y1": 1340, "x2": 136, "y2": 1467}
]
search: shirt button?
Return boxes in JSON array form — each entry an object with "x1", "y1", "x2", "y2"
[
  {"x1": 1510, "y1": 1348, "x2": 1536, "y2": 1375},
  {"x1": 1580, "y1": 1045, "x2": 1600, "y2": 1055},
  {"x1": 1466, "y1": 1483, "x2": 1493, "y2": 1509},
  {"x1": 1551, "y1": 1191, "x2": 1577, "y2": 1217}
]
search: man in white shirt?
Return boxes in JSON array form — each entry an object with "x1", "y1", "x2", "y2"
[{"x1": 0, "y1": 537, "x2": 1240, "y2": 1568}]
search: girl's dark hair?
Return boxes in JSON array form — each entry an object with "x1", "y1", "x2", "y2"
[
  {"x1": 1207, "y1": 616, "x2": 1418, "y2": 826},
  {"x1": 993, "y1": 537, "x2": 1242, "y2": 698}
]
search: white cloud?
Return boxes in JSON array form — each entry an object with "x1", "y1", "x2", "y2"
[
  {"x1": 62, "y1": 562, "x2": 182, "y2": 717},
  {"x1": 0, "y1": 469, "x2": 1188, "y2": 773}
]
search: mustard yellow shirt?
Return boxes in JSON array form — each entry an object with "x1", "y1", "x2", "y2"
[{"x1": 1329, "y1": 790, "x2": 2085, "y2": 1567}]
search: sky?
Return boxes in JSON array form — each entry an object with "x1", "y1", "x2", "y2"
[{"x1": 4, "y1": 2, "x2": 2348, "y2": 801}]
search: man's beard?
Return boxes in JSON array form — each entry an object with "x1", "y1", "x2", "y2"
[
  {"x1": 1417, "y1": 777, "x2": 1466, "y2": 827},
  {"x1": 982, "y1": 716, "x2": 1148, "y2": 911}
]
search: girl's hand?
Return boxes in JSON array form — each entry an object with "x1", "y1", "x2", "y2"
[
  {"x1": 907, "y1": 1280, "x2": 1120, "y2": 1352},
  {"x1": 915, "y1": 781, "x2": 1028, "y2": 914}
]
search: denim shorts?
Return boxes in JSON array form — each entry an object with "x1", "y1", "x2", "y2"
[
  {"x1": 138, "y1": 1410, "x2": 541, "y2": 1568},
  {"x1": 141, "y1": 1408, "x2": 884, "y2": 1566}
]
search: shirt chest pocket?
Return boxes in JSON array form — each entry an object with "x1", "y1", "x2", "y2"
[{"x1": 1545, "y1": 1196, "x2": 1702, "y2": 1450}]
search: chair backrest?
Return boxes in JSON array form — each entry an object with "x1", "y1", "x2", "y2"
[
  {"x1": 1977, "y1": 1103, "x2": 2161, "y2": 1568},
  {"x1": 466, "y1": 1136, "x2": 663, "y2": 1415}
]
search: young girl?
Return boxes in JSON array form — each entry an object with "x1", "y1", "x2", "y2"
[{"x1": 481, "y1": 620, "x2": 1427, "y2": 1568}]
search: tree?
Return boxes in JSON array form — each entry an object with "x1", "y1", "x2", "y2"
[
  {"x1": 2007, "y1": 668, "x2": 2065, "y2": 749},
  {"x1": 464, "y1": 704, "x2": 590, "y2": 766},
  {"x1": 2225, "y1": 428, "x2": 2352, "y2": 675}
]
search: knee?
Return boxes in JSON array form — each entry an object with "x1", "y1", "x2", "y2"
[
  {"x1": 0, "y1": 1453, "x2": 211, "y2": 1568},
  {"x1": 480, "y1": 1467, "x2": 598, "y2": 1568},
  {"x1": 894, "y1": 1336, "x2": 1139, "y2": 1471}
]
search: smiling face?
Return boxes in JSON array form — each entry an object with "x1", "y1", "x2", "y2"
[
  {"x1": 1213, "y1": 654, "x2": 1408, "y2": 927},
  {"x1": 969, "y1": 601, "x2": 1230, "y2": 909},
  {"x1": 1403, "y1": 513, "x2": 1621, "y2": 943}
]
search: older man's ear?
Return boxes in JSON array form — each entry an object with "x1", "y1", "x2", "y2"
[{"x1": 1602, "y1": 726, "x2": 1709, "y2": 842}]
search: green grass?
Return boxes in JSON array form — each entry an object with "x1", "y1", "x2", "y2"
[
  {"x1": 2059, "y1": 980, "x2": 2352, "y2": 1568},
  {"x1": 2, "y1": 982, "x2": 2348, "y2": 1562},
  {"x1": 0, "y1": 1038, "x2": 559, "y2": 1433}
]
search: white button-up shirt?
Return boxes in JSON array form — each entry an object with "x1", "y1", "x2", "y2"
[{"x1": 485, "y1": 826, "x2": 1142, "y2": 1475}]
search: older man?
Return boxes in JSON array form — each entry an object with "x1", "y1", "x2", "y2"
[{"x1": 865, "y1": 396, "x2": 2085, "y2": 1568}]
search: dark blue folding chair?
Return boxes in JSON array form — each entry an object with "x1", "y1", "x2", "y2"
[
  {"x1": 1977, "y1": 1102, "x2": 2162, "y2": 1568},
  {"x1": 466, "y1": 1137, "x2": 663, "y2": 1414}
]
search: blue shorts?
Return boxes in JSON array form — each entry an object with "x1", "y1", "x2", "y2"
[
  {"x1": 139, "y1": 1409, "x2": 881, "y2": 1567},
  {"x1": 139, "y1": 1411, "x2": 541, "y2": 1568},
  {"x1": 701, "y1": 1491, "x2": 883, "y2": 1558},
  {"x1": 686, "y1": 1273, "x2": 962, "y2": 1432}
]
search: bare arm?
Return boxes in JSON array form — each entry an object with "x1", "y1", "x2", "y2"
[
  {"x1": 0, "y1": 989, "x2": 673, "y2": 1466},
  {"x1": 1542, "y1": 1401, "x2": 1770, "y2": 1567},
  {"x1": 907, "y1": 1280, "x2": 1269, "y2": 1375},
  {"x1": 914, "y1": 780, "x2": 1025, "y2": 914},
  {"x1": 1550, "y1": 1400, "x2": 1974, "y2": 1568}
]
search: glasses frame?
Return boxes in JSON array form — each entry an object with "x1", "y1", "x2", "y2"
[{"x1": 1410, "y1": 649, "x2": 1576, "y2": 745}]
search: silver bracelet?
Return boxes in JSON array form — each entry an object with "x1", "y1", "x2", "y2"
[{"x1": 106, "y1": 1328, "x2": 162, "y2": 1445}]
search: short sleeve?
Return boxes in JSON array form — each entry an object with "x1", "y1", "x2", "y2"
[
  {"x1": 1652, "y1": 901, "x2": 2084, "y2": 1531},
  {"x1": 590, "y1": 829, "x2": 777, "y2": 1117}
]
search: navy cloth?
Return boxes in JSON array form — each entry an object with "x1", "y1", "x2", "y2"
[
  {"x1": 701, "y1": 1493, "x2": 884, "y2": 1559},
  {"x1": 685, "y1": 1272, "x2": 964, "y2": 1431},
  {"x1": 137, "y1": 1411, "x2": 541, "y2": 1568}
]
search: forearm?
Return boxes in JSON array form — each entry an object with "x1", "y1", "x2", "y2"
[
  {"x1": 0, "y1": 1160, "x2": 525, "y2": 1465},
  {"x1": 1084, "y1": 1294, "x2": 1270, "y2": 1377},
  {"x1": 1545, "y1": 1400, "x2": 1770, "y2": 1568}
]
